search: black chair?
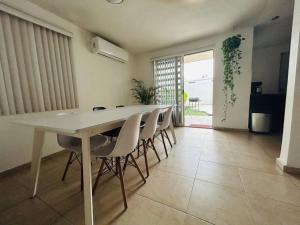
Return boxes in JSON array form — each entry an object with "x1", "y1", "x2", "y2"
[
  {"x1": 93, "y1": 106, "x2": 121, "y2": 139},
  {"x1": 116, "y1": 105, "x2": 146, "y2": 128},
  {"x1": 93, "y1": 106, "x2": 106, "y2": 111}
]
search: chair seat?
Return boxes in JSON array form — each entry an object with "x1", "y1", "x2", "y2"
[
  {"x1": 156, "y1": 122, "x2": 165, "y2": 131},
  {"x1": 93, "y1": 141, "x2": 116, "y2": 157},
  {"x1": 68, "y1": 135, "x2": 109, "y2": 153},
  {"x1": 102, "y1": 127, "x2": 121, "y2": 137}
]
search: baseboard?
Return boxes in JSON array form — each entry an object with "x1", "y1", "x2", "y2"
[
  {"x1": 276, "y1": 158, "x2": 300, "y2": 174},
  {"x1": 0, "y1": 149, "x2": 66, "y2": 178},
  {"x1": 213, "y1": 126, "x2": 249, "y2": 132}
]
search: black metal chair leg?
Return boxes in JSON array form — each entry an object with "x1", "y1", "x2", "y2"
[
  {"x1": 62, "y1": 152, "x2": 74, "y2": 181},
  {"x1": 160, "y1": 130, "x2": 168, "y2": 157},
  {"x1": 92, "y1": 158, "x2": 106, "y2": 195},
  {"x1": 129, "y1": 153, "x2": 146, "y2": 183},
  {"x1": 164, "y1": 129, "x2": 172, "y2": 148},
  {"x1": 149, "y1": 138, "x2": 161, "y2": 162}
]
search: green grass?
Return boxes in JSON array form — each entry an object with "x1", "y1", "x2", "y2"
[{"x1": 184, "y1": 107, "x2": 209, "y2": 116}]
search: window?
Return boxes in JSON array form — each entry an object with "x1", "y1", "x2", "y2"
[
  {"x1": 153, "y1": 56, "x2": 184, "y2": 126},
  {"x1": 0, "y1": 11, "x2": 78, "y2": 116}
]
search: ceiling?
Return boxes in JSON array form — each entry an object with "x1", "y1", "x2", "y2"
[
  {"x1": 27, "y1": 0, "x2": 294, "y2": 53},
  {"x1": 184, "y1": 50, "x2": 213, "y2": 63}
]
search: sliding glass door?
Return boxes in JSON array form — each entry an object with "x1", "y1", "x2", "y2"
[{"x1": 153, "y1": 56, "x2": 184, "y2": 126}]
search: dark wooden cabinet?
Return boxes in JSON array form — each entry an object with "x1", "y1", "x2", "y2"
[{"x1": 249, "y1": 93, "x2": 286, "y2": 132}]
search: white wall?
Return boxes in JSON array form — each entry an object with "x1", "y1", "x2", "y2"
[
  {"x1": 134, "y1": 27, "x2": 254, "y2": 129},
  {"x1": 252, "y1": 44, "x2": 290, "y2": 93},
  {"x1": 278, "y1": 0, "x2": 300, "y2": 169},
  {"x1": 0, "y1": 0, "x2": 136, "y2": 172}
]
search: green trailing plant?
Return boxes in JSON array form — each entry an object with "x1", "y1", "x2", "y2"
[
  {"x1": 131, "y1": 79, "x2": 158, "y2": 105},
  {"x1": 221, "y1": 34, "x2": 245, "y2": 121}
]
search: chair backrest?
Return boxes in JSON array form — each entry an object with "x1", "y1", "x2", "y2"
[
  {"x1": 56, "y1": 112, "x2": 80, "y2": 148},
  {"x1": 159, "y1": 106, "x2": 173, "y2": 130},
  {"x1": 110, "y1": 113, "x2": 142, "y2": 157},
  {"x1": 57, "y1": 134, "x2": 80, "y2": 148},
  {"x1": 93, "y1": 106, "x2": 106, "y2": 111},
  {"x1": 140, "y1": 109, "x2": 161, "y2": 140}
]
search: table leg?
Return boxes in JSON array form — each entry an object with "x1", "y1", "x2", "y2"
[
  {"x1": 81, "y1": 132, "x2": 94, "y2": 225},
  {"x1": 31, "y1": 129, "x2": 45, "y2": 197},
  {"x1": 169, "y1": 120, "x2": 177, "y2": 144}
]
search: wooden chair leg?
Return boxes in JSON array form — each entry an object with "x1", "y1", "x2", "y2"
[
  {"x1": 62, "y1": 152, "x2": 73, "y2": 181},
  {"x1": 92, "y1": 158, "x2": 106, "y2": 195},
  {"x1": 129, "y1": 153, "x2": 146, "y2": 183},
  {"x1": 114, "y1": 158, "x2": 118, "y2": 176},
  {"x1": 116, "y1": 157, "x2": 127, "y2": 209},
  {"x1": 137, "y1": 140, "x2": 140, "y2": 158},
  {"x1": 143, "y1": 139, "x2": 149, "y2": 177},
  {"x1": 123, "y1": 155, "x2": 129, "y2": 173},
  {"x1": 160, "y1": 130, "x2": 168, "y2": 157},
  {"x1": 164, "y1": 129, "x2": 172, "y2": 148},
  {"x1": 149, "y1": 138, "x2": 160, "y2": 162},
  {"x1": 104, "y1": 160, "x2": 112, "y2": 170}
]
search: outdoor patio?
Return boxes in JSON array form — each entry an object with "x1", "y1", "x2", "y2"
[{"x1": 184, "y1": 104, "x2": 212, "y2": 128}]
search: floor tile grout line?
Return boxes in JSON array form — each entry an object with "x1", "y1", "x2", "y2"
[
  {"x1": 194, "y1": 177, "x2": 245, "y2": 192},
  {"x1": 238, "y1": 168, "x2": 263, "y2": 225},
  {"x1": 198, "y1": 158, "x2": 288, "y2": 177},
  {"x1": 185, "y1": 147, "x2": 202, "y2": 213},
  {"x1": 288, "y1": 175, "x2": 300, "y2": 190},
  {"x1": 238, "y1": 167, "x2": 300, "y2": 222},
  {"x1": 0, "y1": 197, "x2": 32, "y2": 215},
  {"x1": 135, "y1": 192, "x2": 189, "y2": 213},
  {"x1": 37, "y1": 195, "x2": 76, "y2": 225},
  {"x1": 135, "y1": 193, "x2": 216, "y2": 225}
]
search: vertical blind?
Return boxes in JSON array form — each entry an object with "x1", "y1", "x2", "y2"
[
  {"x1": 153, "y1": 56, "x2": 184, "y2": 126},
  {"x1": 0, "y1": 11, "x2": 78, "y2": 116}
]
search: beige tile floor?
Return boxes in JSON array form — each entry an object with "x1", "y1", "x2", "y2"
[{"x1": 1, "y1": 127, "x2": 300, "y2": 225}]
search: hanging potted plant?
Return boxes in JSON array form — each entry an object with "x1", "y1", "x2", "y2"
[
  {"x1": 131, "y1": 79, "x2": 158, "y2": 105},
  {"x1": 221, "y1": 34, "x2": 245, "y2": 121}
]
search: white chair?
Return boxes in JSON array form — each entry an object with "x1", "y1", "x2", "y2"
[
  {"x1": 134, "y1": 109, "x2": 161, "y2": 177},
  {"x1": 156, "y1": 106, "x2": 173, "y2": 157},
  {"x1": 56, "y1": 113, "x2": 108, "y2": 190},
  {"x1": 92, "y1": 113, "x2": 146, "y2": 209}
]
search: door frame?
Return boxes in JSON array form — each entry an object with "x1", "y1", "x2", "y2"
[
  {"x1": 152, "y1": 45, "x2": 216, "y2": 127},
  {"x1": 183, "y1": 49, "x2": 215, "y2": 127}
]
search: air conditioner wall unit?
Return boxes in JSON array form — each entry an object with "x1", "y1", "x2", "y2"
[{"x1": 91, "y1": 36, "x2": 129, "y2": 63}]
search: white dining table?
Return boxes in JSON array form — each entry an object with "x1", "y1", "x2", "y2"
[{"x1": 15, "y1": 105, "x2": 176, "y2": 225}]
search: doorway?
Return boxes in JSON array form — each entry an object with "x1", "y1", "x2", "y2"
[{"x1": 184, "y1": 50, "x2": 214, "y2": 128}]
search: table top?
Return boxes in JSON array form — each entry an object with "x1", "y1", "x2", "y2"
[{"x1": 15, "y1": 105, "x2": 170, "y2": 134}]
